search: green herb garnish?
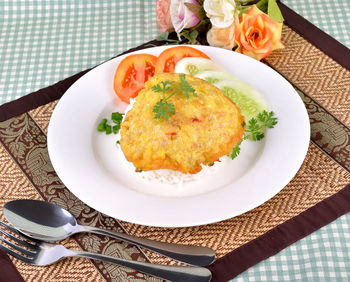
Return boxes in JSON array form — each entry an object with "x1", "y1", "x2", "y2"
[
  {"x1": 97, "y1": 118, "x2": 108, "y2": 132},
  {"x1": 152, "y1": 74, "x2": 197, "y2": 121},
  {"x1": 105, "y1": 124, "x2": 112, "y2": 135},
  {"x1": 111, "y1": 112, "x2": 123, "y2": 124},
  {"x1": 229, "y1": 110, "x2": 278, "y2": 159},
  {"x1": 229, "y1": 140, "x2": 242, "y2": 160},
  {"x1": 97, "y1": 112, "x2": 124, "y2": 135}
]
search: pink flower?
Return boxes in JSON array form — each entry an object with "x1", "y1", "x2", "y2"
[
  {"x1": 156, "y1": 0, "x2": 173, "y2": 32},
  {"x1": 170, "y1": 0, "x2": 200, "y2": 36}
]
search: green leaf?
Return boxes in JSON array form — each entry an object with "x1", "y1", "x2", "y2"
[
  {"x1": 151, "y1": 81, "x2": 172, "y2": 98},
  {"x1": 256, "y1": 0, "x2": 268, "y2": 13},
  {"x1": 229, "y1": 141, "x2": 242, "y2": 160},
  {"x1": 113, "y1": 125, "x2": 120, "y2": 134},
  {"x1": 257, "y1": 111, "x2": 278, "y2": 128},
  {"x1": 97, "y1": 118, "x2": 107, "y2": 132},
  {"x1": 179, "y1": 74, "x2": 196, "y2": 99},
  {"x1": 247, "y1": 118, "x2": 259, "y2": 132},
  {"x1": 111, "y1": 112, "x2": 123, "y2": 124},
  {"x1": 156, "y1": 32, "x2": 169, "y2": 41},
  {"x1": 182, "y1": 30, "x2": 199, "y2": 43},
  {"x1": 267, "y1": 0, "x2": 284, "y2": 22},
  {"x1": 151, "y1": 84, "x2": 164, "y2": 93},
  {"x1": 153, "y1": 101, "x2": 175, "y2": 121},
  {"x1": 256, "y1": 0, "x2": 284, "y2": 22},
  {"x1": 155, "y1": 32, "x2": 180, "y2": 43},
  {"x1": 105, "y1": 124, "x2": 112, "y2": 135},
  {"x1": 251, "y1": 131, "x2": 265, "y2": 141}
]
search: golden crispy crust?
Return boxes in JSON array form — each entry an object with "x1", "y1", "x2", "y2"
[{"x1": 120, "y1": 73, "x2": 245, "y2": 174}]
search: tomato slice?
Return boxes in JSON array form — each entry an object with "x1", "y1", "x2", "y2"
[
  {"x1": 155, "y1": 46, "x2": 211, "y2": 74},
  {"x1": 113, "y1": 54, "x2": 157, "y2": 103}
]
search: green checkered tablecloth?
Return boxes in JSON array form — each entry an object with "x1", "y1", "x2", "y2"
[{"x1": 1, "y1": 0, "x2": 350, "y2": 281}]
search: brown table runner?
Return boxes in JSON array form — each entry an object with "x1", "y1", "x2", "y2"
[{"x1": 1, "y1": 2, "x2": 349, "y2": 281}]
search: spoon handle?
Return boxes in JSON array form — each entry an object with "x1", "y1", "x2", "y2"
[
  {"x1": 78, "y1": 225, "x2": 215, "y2": 266},
  {"x1": 68, "y1": 249, "x2": 212, "y2": 282}
]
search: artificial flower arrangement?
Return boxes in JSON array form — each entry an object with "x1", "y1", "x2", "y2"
[{"x1": 156, "y1": 0, "x2": 284, "y2": 60}]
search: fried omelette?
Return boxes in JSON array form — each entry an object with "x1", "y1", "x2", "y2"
[{"x1": 120, "y1": 73, "x2": 245, "y2": 174}]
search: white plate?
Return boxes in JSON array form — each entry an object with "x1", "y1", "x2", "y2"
[{"x1": 47, "y1": 45, "x2": 310, "y2": 227}]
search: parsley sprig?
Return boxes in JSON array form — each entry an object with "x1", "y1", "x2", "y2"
[
  {"x1": 152, "y1": 74, "x2": 197, "y2": 121},
  {"x1": 229, "y1": 110, "x2": 278, "y2": 159}
]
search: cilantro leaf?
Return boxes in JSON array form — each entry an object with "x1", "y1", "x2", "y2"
[
  {"x1": 152, "y1": 81, "x2": 172, "y2": 99},
  {"x1": 251, "y1": 131, "x2": 265, "y2": 141},
  {"x1": 151, "y1": 84, "x2": 164, "y2": 93},
  {"x1": 153, "y1": 100, "x2": 175, "y2": 121},
  {"x1": 247, "y1": 118, "x2": 259, "y2": 132},
  {"x1": 229, "y1": 140, "x2": 242, "y2": 160},
  {"x1": 179, "y1": 74, "x2": 196, "y2": 99},
  {"x1": 152, "y1": 74, "x2": 196, "y2": 121},
  {"x1": 257, "y1": 110, "x2": 278, "y2": 128},
  {"x1": 229, "y1": 111, "x2": 278, "y2": 160}
]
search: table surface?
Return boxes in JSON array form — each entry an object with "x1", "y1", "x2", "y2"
[{"x1": 1, "y1": 1, "x2": 349, "y2": 281}]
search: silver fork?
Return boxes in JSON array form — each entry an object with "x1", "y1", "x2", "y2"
[{"x1": 0, "y1": 222, "x2": 211, "y2": 282}]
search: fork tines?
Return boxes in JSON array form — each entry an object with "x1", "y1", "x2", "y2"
[{"x1": 0, "y1": 221, "x2": 35, "y2": 263}]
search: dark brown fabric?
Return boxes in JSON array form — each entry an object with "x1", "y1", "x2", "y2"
[
  {"x1": 207, "y1": 184, "x2": 350, "y2": 281},
  {"x1": 0, "y1": 251, "x2": 25, "y2": 282},
  {"x1": 0, "y1": 69, "x2": 90, "y2": 122}
]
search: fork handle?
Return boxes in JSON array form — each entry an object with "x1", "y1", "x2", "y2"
[
  {"x1": 67, "y1": 249, "x2": 211, "y2": 282},
  {"x1": 76, "y1": 225, "x2": 215, "y2": 266}
]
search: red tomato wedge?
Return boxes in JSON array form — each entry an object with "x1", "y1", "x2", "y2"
[
  {"x1": 113, "y1": 54, "x2": 157, "y2": 103},
  {"x1": 155, "y1": 46, "x2": 210, "y2": 74}
]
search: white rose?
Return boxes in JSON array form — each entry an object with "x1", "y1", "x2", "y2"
[{"x1": 203, "y1": 0, "x2": 236, "y2": 28}]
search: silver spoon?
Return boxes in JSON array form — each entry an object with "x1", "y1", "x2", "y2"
[{"x1": 3, "y1": 199, "x2": 215, "y2": 266}]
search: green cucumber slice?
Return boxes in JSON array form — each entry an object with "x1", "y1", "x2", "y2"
[
  {"x1": 214, "y1": 80, "x2": 268, "y2": 121},
  {"x1": 174, "y1": 58, "x2": 269, "y2": 123},
  {"x1": 174, "y1": 57, "x2": 223, "y2": 76},
  {"x1": 195, "y1": 70, "x2": 234, "y2": 84}
]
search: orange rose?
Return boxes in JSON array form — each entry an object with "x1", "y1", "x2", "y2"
[{"x1": 234, "y1": 5, "x2": 284, "y2": 60}]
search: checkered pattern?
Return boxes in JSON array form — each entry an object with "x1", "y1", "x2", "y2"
[
  {"x1": 282, "y1": 0, "x2": 350, "y2": 48},
  {"x1": 1, "y1": 0, "x2": 350, "y2": 280},
  {"x1": 234, "y1": 214, "x2": 350, "y2": 281},
  {"x1": 0, "y1": 0, "x2": 160, "y2": 105}
]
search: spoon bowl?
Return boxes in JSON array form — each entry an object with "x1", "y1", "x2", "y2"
[{"x1": 4, "y1": 200, "x2": 78, "y2": 240}]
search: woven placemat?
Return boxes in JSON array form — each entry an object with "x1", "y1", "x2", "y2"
[{"x1": 0, "y1": 2, "x2": 349, "y2": 281}]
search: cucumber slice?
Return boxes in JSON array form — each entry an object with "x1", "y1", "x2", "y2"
[
  {"x1": 174, "y1": 58, "x2": 269, "y2": 122},
  {"x1": 195, "y1": 70, "x2": 234, "y2": 84},
  {"x1": 214, "y1": 80, "x2": 268, "y2": 121},
  {"x1": 174, "y1": 57, "x2": 223, "y2": 76}
]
